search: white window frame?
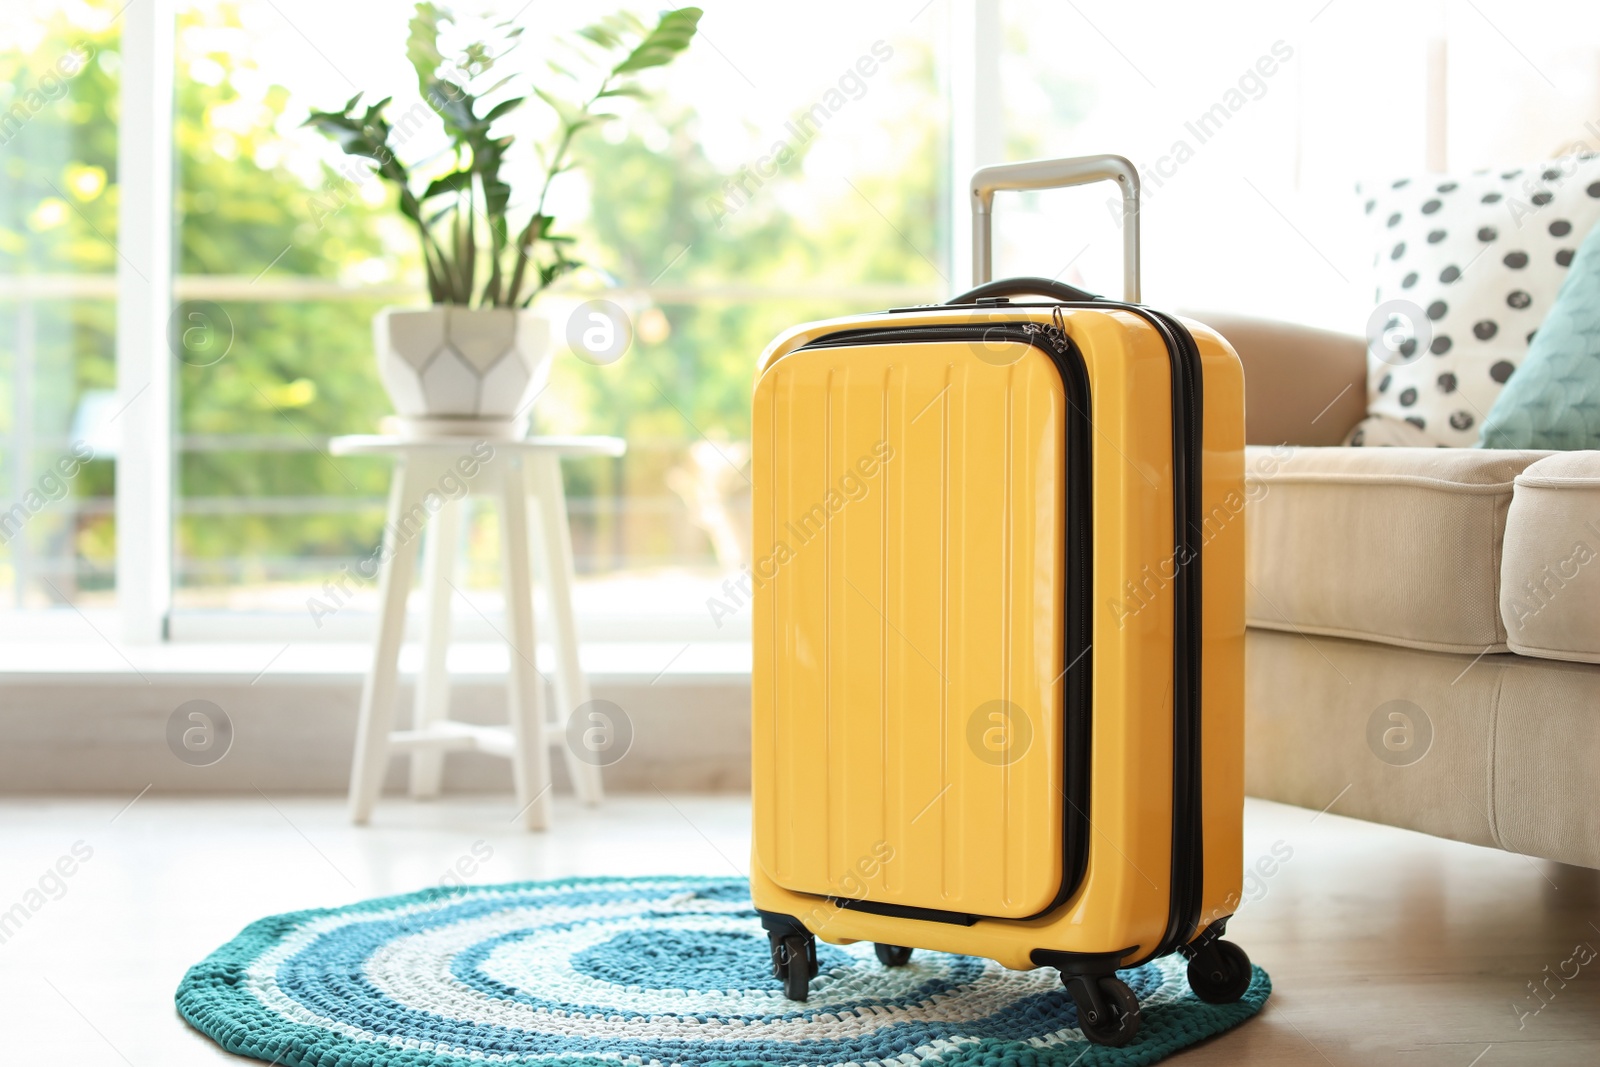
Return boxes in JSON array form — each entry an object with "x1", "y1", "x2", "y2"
[
  {"x1": 115, "y1": 0, "x2": 176, "y2": 644},
  {"x1": 946, "y1": 0, "x2": 1002, "y2": 296}
]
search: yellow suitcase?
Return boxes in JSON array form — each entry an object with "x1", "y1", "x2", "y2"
[{"x1": 748, "y1": 156, "x2": 1248, "y2": 1047}]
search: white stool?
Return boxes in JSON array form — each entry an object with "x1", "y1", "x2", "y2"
[{"x1": 329, "y1": 433, "x2": 625, "y2": 830}]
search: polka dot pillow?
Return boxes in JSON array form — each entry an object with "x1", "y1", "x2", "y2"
[{"x1": 1353, "y1": 156, "x2": 1600, "y2": 447}]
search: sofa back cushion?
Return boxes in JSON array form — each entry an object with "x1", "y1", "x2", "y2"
[
  {"x1": 1354, "y1": 158, "x2": 1600, "y2": 446},
  {"x1": 1180, "y1": 310, "x2": 1366, "y2": 447}
]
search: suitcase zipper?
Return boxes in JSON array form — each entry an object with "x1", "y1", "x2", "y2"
[
  {"x1": 1022, "y1": 305, "x2": 1208, "y2": 962},
  {"x1": 1118, "y1": 306, "x2": 1206, "y2": 964},
  {"x1": 1012, "y1": 300, "x2": 1208, "y2": 963}
]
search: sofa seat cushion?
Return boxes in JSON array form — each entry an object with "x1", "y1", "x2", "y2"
[
  {"x1": 1500, "y1": 452, "x2": 1600, "y2": 662},
  {"x1": 1245, "y1": 445, "x2": 1549, "y2": 653}
]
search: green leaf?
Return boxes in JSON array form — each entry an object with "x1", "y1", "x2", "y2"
[
  {"x1": 576, "y1": 24, "x2": 622, "y2": 50},
  {"x1": 532, "y1": 86, "x2": 581, "y2": 124},
  {"x1": 422, "y1": 170, "x2": 473, "y2": 200},
  {"x1": 462, "y1": 41, "x2": 493, "y2": 76},
  {"x1": 302, "y1": 112, "x2": 360, "y2": 136},
  {"x1": 303, "y1": 114, "x2": 383, "y2": 160},
  {"x1": 397, "y1": 186, "x2": 425, "y2": 225},
  {"x1": 574, "y1": 12, "x2": 642, "y2": 51},
  {"x1": 479, "y1": 72, "x2": 517, "y2": 98},
  {"x1": 480, "y1": 96, "x2": 524, "y2": 124},
  {"x1": 612, "y1": 7, "x2": 701, "y2": 74},
  {"x1": 425, "y1": 80, "x2": 478, "y2": 135},
  {"x1": 406, "y1": 2, "x2": 448, "y2": 94},
  {"x1": 480, "y1": 183, "x2": 512, "y2": 225},
  {"x1": 553, "y1": 115, "x2": 601, "y2": 141}
]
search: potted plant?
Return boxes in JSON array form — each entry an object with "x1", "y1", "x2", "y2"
[{"x1": 305, "y1": 3, "x2": 700, "y2": 435}]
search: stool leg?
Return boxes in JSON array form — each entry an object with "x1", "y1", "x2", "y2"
[
  {"x1": 349, "y1": 455, "x2": 427, "y2": 825},
  {"x1": 499, "y1": 456, "x2": 552, "y2": 830},
  {"x1": 410, "y1": 495, "x2": 461, "y2": 799},
  {"x1": 528, "y1": 453, "x2": 605, "y2": 805}
]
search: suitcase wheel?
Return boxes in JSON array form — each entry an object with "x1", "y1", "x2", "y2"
[
  {"x1": 770, "y1": 932, "x2": 817, "y2": 1002},
  {"x1": 873, "y1": 943, "x2": 913, "y2": 967},
  {"x1": 1063, "y1": 974, "x2": 1141, "y2": 1047},
  {"x1": 1185, "y1": 938, "x2": 1252, "y2": 1004}
]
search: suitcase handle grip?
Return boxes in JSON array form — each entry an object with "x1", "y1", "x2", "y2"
[
  {"x1": 946, "y1": 277, "x2": 1099, "y2": 305},
  {"x1": 970, "y1": 154, "x2": 1140, "y2": 303}
]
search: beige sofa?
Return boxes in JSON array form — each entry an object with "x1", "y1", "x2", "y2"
[{"x1": 1192, "y1": 311, "x2": 1600, "y2": 871}]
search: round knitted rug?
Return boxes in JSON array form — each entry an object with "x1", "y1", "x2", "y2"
[{"x1": 176, "y1": 876, "x2": 1271, "y2": 1067}]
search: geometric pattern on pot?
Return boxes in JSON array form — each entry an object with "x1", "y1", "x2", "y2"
[
  {"x1": 174, "y1": 876, "x2": 1273, "y2": 1067},
  {"x1": 374, "y1": 307, "x2": 552, "y2": 420},
  {"x1": 1355, "y1": 155, "x2": 1600, "y2": 446}
]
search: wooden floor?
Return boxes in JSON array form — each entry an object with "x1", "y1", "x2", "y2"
[{"x1": 2, "y1": 793, "x2": 1597, "y2": 1065}]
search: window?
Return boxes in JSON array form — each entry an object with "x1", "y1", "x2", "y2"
[
  {"x1": 2, "y1": 0, "x2": 949, "y2": 646},
  {"x1": 995, "y1": 0, "x2": 1600, "y2": 331},
  {"x1": 43, "y1": 1, "x2": 1600, "y2": 649}
]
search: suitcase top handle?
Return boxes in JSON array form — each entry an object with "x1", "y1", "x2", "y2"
[
  {"x1": 946, "y1": 276, "x2": 1100, "y2": 305},
  {"x1": 970, "y1": 154, "x2": 1141, "y2": 303}
]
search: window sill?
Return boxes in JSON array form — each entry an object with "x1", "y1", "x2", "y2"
[{"x1": 0, "y1": 639, "x2": 751, "y2": 686}]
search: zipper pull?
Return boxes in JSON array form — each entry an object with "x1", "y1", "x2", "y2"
[
  {"x1": 1046, "y1": 306, "x2": 1072, "y2": 352},
  {"x1": 1024, "y1": 320, "x2": 1069, "y2": 354}
]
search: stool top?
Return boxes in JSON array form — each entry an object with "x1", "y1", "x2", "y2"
[{"x1": 329, "y1": 434, "x2": 626, "y2": 458}]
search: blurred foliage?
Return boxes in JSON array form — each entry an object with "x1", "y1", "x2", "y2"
[
  {"x1": 1, "y1": 1, "x2": 945, "y2": 598},
  {"x1": 0, "y1": 11, "x2": 120, "y2": 592}
]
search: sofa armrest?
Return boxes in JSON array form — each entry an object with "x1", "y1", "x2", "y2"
[{"x1": 1179, "y1": 310, "x2": 1368, "y2": 447}]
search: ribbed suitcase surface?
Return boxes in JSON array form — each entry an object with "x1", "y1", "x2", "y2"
[{"x1": 751, "y1": 336, "x2": 1069, "y2": 919}]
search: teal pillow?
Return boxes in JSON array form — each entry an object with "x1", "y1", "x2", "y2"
[{"x1": 1480, "y1": 222, "x2": 1600, "y2": 449}]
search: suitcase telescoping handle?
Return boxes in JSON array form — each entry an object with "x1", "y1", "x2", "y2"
[{"x1": 969, "y1": 154, "x2": 1141, "y2": 303}]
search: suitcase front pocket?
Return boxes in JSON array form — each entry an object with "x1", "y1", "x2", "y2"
[{"x1": 751, "y1": 327, "x2": 1093, "y2": 922}]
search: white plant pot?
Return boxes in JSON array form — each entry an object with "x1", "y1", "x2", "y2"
[{"x1": 373, "y1": 306, "x2": 552, "y2": 435}]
